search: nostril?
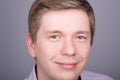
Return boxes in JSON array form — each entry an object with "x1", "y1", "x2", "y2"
[{"x1": 62, "y1": 43, "x2": 75, "y2": 56}]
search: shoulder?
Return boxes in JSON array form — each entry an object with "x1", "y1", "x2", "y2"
[
  {"x1": 81, "y1": 70, "x2": 114, "y2": 80},
  {"x1": 24, "y1": 66, "x2": 37, "y2": 80}
]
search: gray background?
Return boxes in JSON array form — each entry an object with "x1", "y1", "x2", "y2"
[{"x1": 0, "y1": 0, "x2": 120, "y2": 80}]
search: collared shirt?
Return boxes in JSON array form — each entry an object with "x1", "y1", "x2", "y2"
[{"x1": 25, "y1": 66, "x2": 114, "y2": 80}]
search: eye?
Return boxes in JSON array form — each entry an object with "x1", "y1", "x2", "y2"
[
  {"x1": 75, "y1": 35, "x2": 86, "y2": 41},
  {"x1": 49, "y1": 35, "x2": 60, "y2": 41}
]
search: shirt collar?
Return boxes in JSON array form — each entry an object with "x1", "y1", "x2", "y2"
[{"x1": 28, "y1": 65, "x2": 81, "y2": 80}]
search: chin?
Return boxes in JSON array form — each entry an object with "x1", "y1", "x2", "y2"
[
  {"x1": 57, "y1": 76, "x2": 78, "y2": 80},
  {"x1": 54, "y1": 72, "x2": 79, "y2": 80}
]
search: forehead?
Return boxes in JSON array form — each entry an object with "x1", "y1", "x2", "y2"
[{"x1": 39, "y1": 9, "x2": 90, "y2": 33}]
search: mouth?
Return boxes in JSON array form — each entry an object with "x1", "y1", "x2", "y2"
[{"x1": 55, "y1": 61, "x2": 79, "y2": 70}]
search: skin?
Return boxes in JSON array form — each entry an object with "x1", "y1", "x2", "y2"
[{"x1": 26, "y1": 9, "x2": 91, "y2": 80}]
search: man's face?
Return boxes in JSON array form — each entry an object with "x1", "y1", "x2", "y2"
[{"x1": 27, "y1": 9, "x2": 91, "y2": 80}]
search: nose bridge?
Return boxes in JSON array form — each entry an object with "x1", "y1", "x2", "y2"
[
  {"x1": 62, "y1": 37, "x2": 75, "y2": 55},
  {"x1": 66, "y1": 38, "x2": 74, "y2": 49}
]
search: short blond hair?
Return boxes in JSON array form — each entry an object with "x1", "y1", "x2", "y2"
[{"x1": 28, "y1": 0, "x2": 95, "y2": 45}]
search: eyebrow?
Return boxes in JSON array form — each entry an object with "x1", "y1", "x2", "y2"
[
  {"x1": 75, "y1": 31, "x2": 90, "y2": 35},
  {"x1": 45, "y1": 30, "x2": 62, "y2": 34},
  {"x1": 45, "y1": 30, "x2": 90, "y2": 35}
]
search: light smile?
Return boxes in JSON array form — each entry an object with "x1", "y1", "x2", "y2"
[{"x1": 55, "y1": 61, "x2": 79, "y2": 70}]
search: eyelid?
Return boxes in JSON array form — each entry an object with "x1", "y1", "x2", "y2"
[
  {"x1": 49, "y1": 33, "x2": 61, "y2": 37},
  {"x1": 48, "y1": 33, "x2": 61, "y2": 41},
  {"x1": 77, "y1": 36, "x2": 86, "y2": 39},
  {"x1": 75, "y1": 34, "x2": 87, "y2": 41},
  {"x1": 49, "y1": 34, "x2": 59, "y2": 38}
]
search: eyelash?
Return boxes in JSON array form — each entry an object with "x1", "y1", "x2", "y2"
[
  {"x1": 48, "y1": 35, "x2": 87, "y2": 41},
  {"x1": 76, "y1": 36, "x2": 86, "y2": 40},
  {"x1": 49, "y1": 35, "x2": 60, "y2": 39}
]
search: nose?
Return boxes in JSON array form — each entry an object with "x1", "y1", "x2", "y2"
[{"x1": 61, "y1": 39, "x2": 76, "y2": 56}]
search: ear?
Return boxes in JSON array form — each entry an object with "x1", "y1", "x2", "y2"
[{"x1": 26, "y1": 33, "x2": 36, "y2": 58}]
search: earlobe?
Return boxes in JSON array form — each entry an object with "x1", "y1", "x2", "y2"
[{"x1": 26, "y1": 33, "x2": 36, "y2": 58}]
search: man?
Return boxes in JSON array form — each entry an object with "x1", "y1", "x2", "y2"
[{"x1": 25, "y1": 0, "x2": 113, "y2": 80}]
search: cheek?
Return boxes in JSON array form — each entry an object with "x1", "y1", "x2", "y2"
[
  {"x1": 35, "y1": 40, "x2": 62, "y2": 60},
  {"x1": 76, "y1": 44, "x2": 91, "y2": 60}
]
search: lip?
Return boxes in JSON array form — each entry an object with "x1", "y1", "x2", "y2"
[{"x1": 55, "y1": 62, "x2": 78, "y2": 69}]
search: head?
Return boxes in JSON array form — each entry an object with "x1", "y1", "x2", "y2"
[
  {"x1": 27, "y1": 0, "x2": 95, "y2": 80},
  {"x1": 28, "y1": 0, "x2": 95, "y2": 45}
]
